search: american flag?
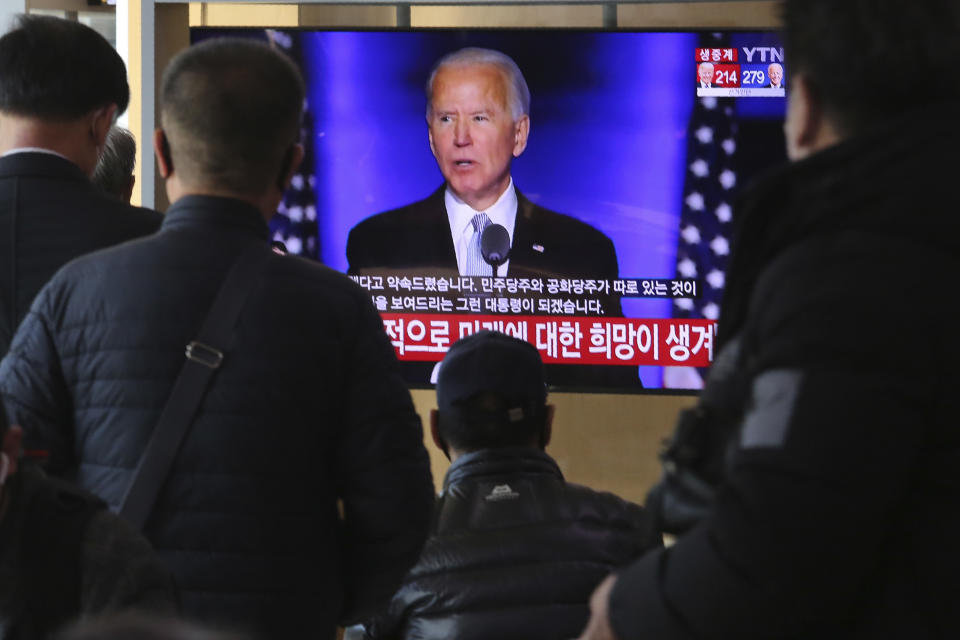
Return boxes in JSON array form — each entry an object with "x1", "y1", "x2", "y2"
[
  {"x1": 665, "y1": 33, "x2": 738, "y2": 389},
  {"x1": 267, "y1": 29, "x2": 320, "y2": 259}
]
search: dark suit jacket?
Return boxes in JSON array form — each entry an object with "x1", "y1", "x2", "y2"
[
  {"x1": 0, "y1": 152, "x2": 162, "y2": 355},
  {"x1": 347, "y1": 185, "x2": 619, "y2": 282},
  {"x1": 346, "y1": 185, "x2": 641, "y2": 390}
]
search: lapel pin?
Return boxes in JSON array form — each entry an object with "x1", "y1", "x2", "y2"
[{"x1": 532, "y1": 244, "x2": 545, "y2": 253}]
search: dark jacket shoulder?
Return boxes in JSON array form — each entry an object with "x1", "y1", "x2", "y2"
[{"x1": 368, "y1": 448, "x2": 657, "y2": 640}]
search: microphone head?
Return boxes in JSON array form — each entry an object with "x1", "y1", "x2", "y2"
[{"x1": 481, "y1": 223, "x2": 511, "y2": 266}]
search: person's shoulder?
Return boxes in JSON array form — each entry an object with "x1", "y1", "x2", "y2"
[
  {"x1": 46, "y1": 226, "x2": 155, "y2": 285},
  {"x1": 90, "y1": 193, "x2": 163, "y2": 234},
  {"x1": 263, "y1": 251, "x2": 383, "y2": 319},
  {"x1": 521, "y1": 196, "x2": 616, "y2": 251},
  {"x1": 350, "y1": 188, "x2": 444, "y2": 238},
  {"x1": 120, "y1": 203, "x2": 164, "y2": 231},
  {"x1": 562, "y1": 481, "x2": 654, "y2": 531}
]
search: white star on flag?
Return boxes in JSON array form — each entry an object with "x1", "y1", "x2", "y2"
[
  {"x1": 715, "y1": 202, "x2": 732, "y2": 222},
  {"x1": 678, "y1": 258, "x2": 698, "y2": 278},
  {"x1": 285, "y1": 236, "x2": 303, "y2": 255},
  {"x1": 682, "y1": 225, "x2": 702, "y2": 244},
  {"x1": 719, "y1": 169, "x2": 737, "y2": 190},
  {"x1": 685, "y1": 192, "x2": 705, "y2": 211},
  {"x1": 706, "y1": 269, "x2": 725, "y2": 289},
  {"x1": 710, "y1": 236, "x2": 730, "y2": 256}
]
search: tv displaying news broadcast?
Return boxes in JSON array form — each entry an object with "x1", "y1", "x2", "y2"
[{"x1": 192, "y1": 28, "x2": 788, "y2": 391}]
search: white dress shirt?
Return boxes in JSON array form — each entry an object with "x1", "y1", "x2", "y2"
[{"x1": 445, "y1": 178, "x2": 518, "y2": 276}]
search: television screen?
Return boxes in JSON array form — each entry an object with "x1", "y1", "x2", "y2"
[{"x1": 190, "y1": 27, "x2": 788, "y2": 391}]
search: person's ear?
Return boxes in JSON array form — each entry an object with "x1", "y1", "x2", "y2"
[
  {"x1": 1, "y1": 425, "x2": 23, "y2": 483},
  {"x1": 89, "y1": 104, "x2": 118, "y2": 150},
  {"x1": 276, "y1": 143, "x2": 305, "y2": 192},
  {"x1": 539, "y1": 404, "x2": 554, "y2": 449},
  {"x1": 784, "y1": 73, "x2": 827, "y2": 161},
  {"x1": 512, "y1": 114, "x2": 530, "y2": 158},
  {"x1": 428, "y1": 125, "x2": 439, "y2": 162},
  {"x1": 154, "y1": 129, "x2": 174, "y2": 178},
  {"x1": 429, "y1": 409, "x2": 450, "y2": 460}
]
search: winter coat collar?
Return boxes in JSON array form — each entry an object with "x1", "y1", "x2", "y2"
[
  {"x1": 161, "y1": 195, "x2": 270, "y2": 239},
  {"x1": 443, "y1": 447, "x2": 563, "y2": 493}
]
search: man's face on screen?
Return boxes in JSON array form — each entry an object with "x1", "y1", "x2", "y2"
[
  {"x1": 698, "y1": 63, "x2": 714, "y2": 84},
  {"x1": 769, "y1": 64, "x2": 783, "y2": 86},
  {"x1": 428, "y1": 63, "x2": 529, "y2": 211}
]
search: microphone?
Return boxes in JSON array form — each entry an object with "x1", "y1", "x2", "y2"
[{"x1": 480, "y1": 223, "x2": 510, "y2": 277}]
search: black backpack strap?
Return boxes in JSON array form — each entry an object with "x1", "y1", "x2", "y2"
[{"x1": 118, "y1": 243, "x2": 272, "y2": 529}]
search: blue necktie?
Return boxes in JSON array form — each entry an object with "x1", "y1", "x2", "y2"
[{"x1": 464, "y1": 212, "x2": 491, "y2": 276}]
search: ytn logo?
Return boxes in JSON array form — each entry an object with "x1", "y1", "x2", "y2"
[{"x1": 741, "y1": 47, "x2": 785, "y2": 63}]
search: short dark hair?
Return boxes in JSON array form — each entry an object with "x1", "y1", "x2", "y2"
[
  {"x1": 92, "y1": 127, "x2": 136, "y2": 199},
  {"x1": 160, "y1": 38, "x2": 304, "y2": 196},
  {"x1": 438, "y1": 391, "x2": 547, "y2": 452},
  {"x1": 0, "y1": 15, "x2": 129, "y2": 120},
  {"x1": 782, "y1": 0, "x2": 960, "y2": 135}
]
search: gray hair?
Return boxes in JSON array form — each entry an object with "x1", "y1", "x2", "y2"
[
  {"x1": 425, "y1": 47, "x2": 530, "y2": 121},
  {"x1": 92, "y1": 126, "x2": 136, "y2": 198}
]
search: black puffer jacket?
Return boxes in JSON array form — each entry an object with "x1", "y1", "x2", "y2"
[
  {"x1": 0, "y1": 196, "x2": 435, "y2": 637},
  {"x1": 367, "y1": 448, "x2": 660, "y2": 640},
  {"x1": 609, "y1": 101, "x2": 960, "y2": 639}
]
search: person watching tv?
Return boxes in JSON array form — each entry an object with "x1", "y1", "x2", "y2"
[
  {"x1": 577, "y1": 0, "x2": 960, "y2": 637},
  {"x1": 0, "y1": 37, "x2": 435, "y2": 637},
  {"x1": 0, "y1": 15, "x2": 161, "y2": 357},
  {"x1": 93, "y1": 126, "x2": 138, "y2": 203},
  {"x1": 364, "y1": 330, "x2": 660, "y2": 640}
]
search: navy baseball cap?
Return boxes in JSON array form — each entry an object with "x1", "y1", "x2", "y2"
[{"x1": 436, "y1": 330, "x2": 547, "y2": 419}]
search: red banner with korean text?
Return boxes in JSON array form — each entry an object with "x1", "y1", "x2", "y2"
[{"x1": 381, "y1": 313, "x2": 717, "y2": 366}]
